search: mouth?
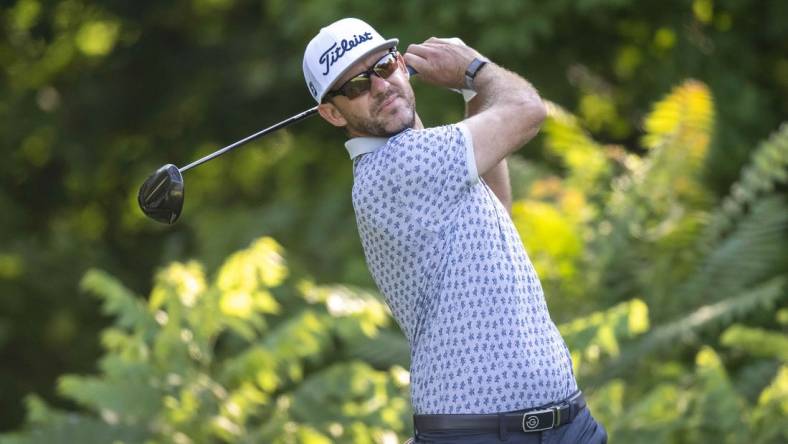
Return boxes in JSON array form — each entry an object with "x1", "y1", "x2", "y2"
[{"x1": 377, "y1": 95, "x2": 399, "y2": 114}]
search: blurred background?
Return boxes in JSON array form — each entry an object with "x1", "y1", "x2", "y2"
[{"x1": 0, "y1": 1, "x2": 786, "y2": 443}]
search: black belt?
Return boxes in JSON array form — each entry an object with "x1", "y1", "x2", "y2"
[{"x1": 414, "y1": 391, "x2": 586, "y2": 433}]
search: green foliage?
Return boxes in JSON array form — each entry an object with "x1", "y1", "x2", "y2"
[
  {"x1": 601, "y1": 277, "x2": 786, "y2": 381},
  {"x1": 1, "y1": 0, "x2": 787, "y2": 441},
  {"x1": 721, "y1": 325, "x2": 788, "y2": 361},
  {"x1": 541, "y1": 101, "x2": 611, "y2": 192},
  {"x1": 750, "y1": 366, "x2": 788, "y2": 444},
  {"x1": 559, "y1": 298, "x2": 650, "y2": 375},
  {"x1": 9, "y1": 71, "x2": 786, "y2": 442},
  {"x1": 2, "y1": 237, "x2": 410, "y2": 443},
  {"x1": 511, "y1": 79, "x2": 787, "y2": 442},
  {"x1": 701, "y1": 123, "x2": 788, "y2": 248}
]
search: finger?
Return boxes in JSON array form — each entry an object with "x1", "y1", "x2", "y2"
[
  {"x1": 403, "y1": 52, "x2": 428, "y2": 73},
  {"x1": 427, "y1": 36, "x2": 465, "y2": 46},
  {"x1": 422, "y1": 42, "x2": 447, "y2": 50},
  {"x1": 421, "y1": 42, "x2": 452, "y2": 53},
  {"x1": 406, "y1": 43, "x2": 432, "y2": 58}
]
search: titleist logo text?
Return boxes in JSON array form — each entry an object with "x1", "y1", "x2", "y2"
[{"x1": 319, "y1": 32, "x2": 374, "y2": 75}]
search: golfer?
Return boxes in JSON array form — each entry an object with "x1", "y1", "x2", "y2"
[{"x1": 304, "y1": 18, "x2": 607, "y2": 443}]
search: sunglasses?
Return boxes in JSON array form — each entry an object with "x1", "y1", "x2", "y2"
[{"x1": 325, "y1": 50, "x2": 400, "y2": 101}]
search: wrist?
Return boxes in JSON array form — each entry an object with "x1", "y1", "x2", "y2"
[{"x1": 464, "y1": 57, "x2": 489, "y2": 91}]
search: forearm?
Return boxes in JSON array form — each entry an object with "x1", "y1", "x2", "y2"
[
  {"x1": 465, "y1": 95, "x2": 512, "y2": 212},
  {"x1": 472, "y1": 63, "x2": 544, "y2": 137}
]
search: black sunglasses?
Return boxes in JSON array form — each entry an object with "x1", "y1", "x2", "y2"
[{"x1": 325, "y1": 50, "x2": 400, "y2": 101}]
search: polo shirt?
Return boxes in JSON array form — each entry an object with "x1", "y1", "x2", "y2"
[{"x1": 347, "y1": 123, "x2": 578, "y2": 414}]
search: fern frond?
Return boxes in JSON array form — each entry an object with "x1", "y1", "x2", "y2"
[
  {"x1": 283, "y1": 361, "x2": 409, "y2": 437},
  {"x1": 670, "y1": 196, "x2": 788, "y2": 314},
  {"x1": 57, "y1": 375, "x2": 161, "y2": 422},
  {"x1": 222, "y1": 310, "x2": 334, "y2": 394},
  {"x1": 0, "y1": 410, "x2": 147, "y2": 444},
  {"x1": 599, "y1": 276, "x2": 786, "y2": 382},
  {"x1": 80, "y1": 269, "x2": 154, "y2": 331},
  {"x1": 701, "y1": 122, "x2": 788, "y2": 247}
]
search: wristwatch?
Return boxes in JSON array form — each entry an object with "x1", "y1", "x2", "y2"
[{"x1": 464, "y1": 58, "x2": 488, "y2": 91}]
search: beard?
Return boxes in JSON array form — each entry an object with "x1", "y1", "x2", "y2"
[{"x1": 344, "y1": 83, "x2": 416, "y2": 137}]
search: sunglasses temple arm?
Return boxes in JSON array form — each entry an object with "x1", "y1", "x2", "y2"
[{"x1": 407, "y1": 65, "x2": 418, "y2": 76}]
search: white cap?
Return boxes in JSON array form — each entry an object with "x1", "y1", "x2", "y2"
[{"x1": 303, "y1": 18, "x2": 398, "y2": 103}]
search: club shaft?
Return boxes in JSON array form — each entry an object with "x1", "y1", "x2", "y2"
[{"x1": 179, "y1": 106, "x2": 319, "y2": 173}]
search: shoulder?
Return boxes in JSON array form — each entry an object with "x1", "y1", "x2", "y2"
[
  {"x1": 390, "y1": 124, "x2": 468, "y2": 147},
  {"x1": 380, "y1": 124, "x2": 471, "y2": 164}
]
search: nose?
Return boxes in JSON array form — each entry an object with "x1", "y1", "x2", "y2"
[{"x1": 369, "y1": 72, "x2": 390, "y2": 95}]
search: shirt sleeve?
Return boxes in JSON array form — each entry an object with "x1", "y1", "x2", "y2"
[{"x1": 377, "y1": 123, "x2": 479, "y2": 228}]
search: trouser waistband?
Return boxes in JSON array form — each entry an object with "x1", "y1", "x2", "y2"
[{"x1": 413, "y1": 390, "x2": 586, "y2": 435}]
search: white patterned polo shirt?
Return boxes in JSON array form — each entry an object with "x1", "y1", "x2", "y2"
[{"x1": 346, "y1": 123, "x2": 578, "y2": 414}]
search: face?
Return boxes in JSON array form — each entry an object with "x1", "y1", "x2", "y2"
[{"x1": 318, "y1": 49, "x2": 417, "y2": 138}]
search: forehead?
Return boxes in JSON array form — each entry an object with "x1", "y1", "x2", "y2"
[{"x1": 334, "y1": 47, "x2": 392, "y2": 86}]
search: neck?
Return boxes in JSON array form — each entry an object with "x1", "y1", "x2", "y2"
[
  {"x1": 413, "y1": 113, "x2": 424, "y2": 130},
  {"x1": 348, "y1": 113, "x2": 424, "y2": 138}
]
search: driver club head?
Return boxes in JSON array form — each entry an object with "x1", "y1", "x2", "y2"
[{"x1": 138, "y1": 164, "x2": 184, "y2": 224}]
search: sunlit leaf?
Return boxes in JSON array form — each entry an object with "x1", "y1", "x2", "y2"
[
  {"x1": 721, "y1": 325, "x2": 788, "y2": 360},
  {"x1": 75, "y1": 20, "x2": 120, "y2": 56}
]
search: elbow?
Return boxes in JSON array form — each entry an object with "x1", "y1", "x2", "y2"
[
  {"x1": 510, "y1": 95, "x2": 546, "y2": 145},
  {"x1": 522, "y1": 95, "x2": 546, "y2": 128},
  {"x1": 531, "y1": 98, "x2": 547, "y2": 127},
  {"x1": 511, "y1": 93, "x2": 546, "y2": 126}
]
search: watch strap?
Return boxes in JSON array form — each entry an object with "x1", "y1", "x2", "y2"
[{"x1": 464, "y1": 58, "x2": 488, "y2": 90}]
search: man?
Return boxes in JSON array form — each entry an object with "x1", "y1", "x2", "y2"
[{"x1": 303, "y1": 18, "x2": 607, "y2": 443}]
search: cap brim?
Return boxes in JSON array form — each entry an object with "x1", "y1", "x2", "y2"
[{"x1": 319, "y1": 37, "x2": 399, "y2": 102}]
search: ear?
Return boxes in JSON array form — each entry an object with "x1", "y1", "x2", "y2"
[{"x1": 317, "y1": 101, "x2": 348, "y2": 128}]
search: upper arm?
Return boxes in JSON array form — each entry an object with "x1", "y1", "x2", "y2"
[{"x1": 463, "y1": 99, "x2": 546, "y2": 176}]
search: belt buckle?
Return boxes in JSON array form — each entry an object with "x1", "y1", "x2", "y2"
[{"x1": 521, "y1": 406, "x2": 558, "y2": 432}]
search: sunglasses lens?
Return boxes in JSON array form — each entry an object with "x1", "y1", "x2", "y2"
[
  {"x1": 374, "y1": 54, "x2": 398, "y2": 78},
  {"x1": 342, "y1": 77, "x2": 372, "y2": 99},
  {"x1": 331, "y1": 52, "x2": 399, "y2": 100}
]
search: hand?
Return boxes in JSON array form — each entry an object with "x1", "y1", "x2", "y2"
[{"x1": 404, "y1": 37, "x2": 485, "y2": 90}]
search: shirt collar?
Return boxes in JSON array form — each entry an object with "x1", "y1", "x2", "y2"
[{"x1": 344, "y1": 136, "x2": 389, "y2": 160}]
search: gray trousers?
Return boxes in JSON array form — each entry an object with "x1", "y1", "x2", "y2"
[{"x1": 409, "y1": 407, "x2": 608, "y2": 444}]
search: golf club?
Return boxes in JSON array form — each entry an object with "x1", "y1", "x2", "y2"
[
  {"x1": 138, "y1": 66, "x2": 419, "y2": 224},
  {"x1": 137, "y1": 106, "x2": 319, "y2": 224}
]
